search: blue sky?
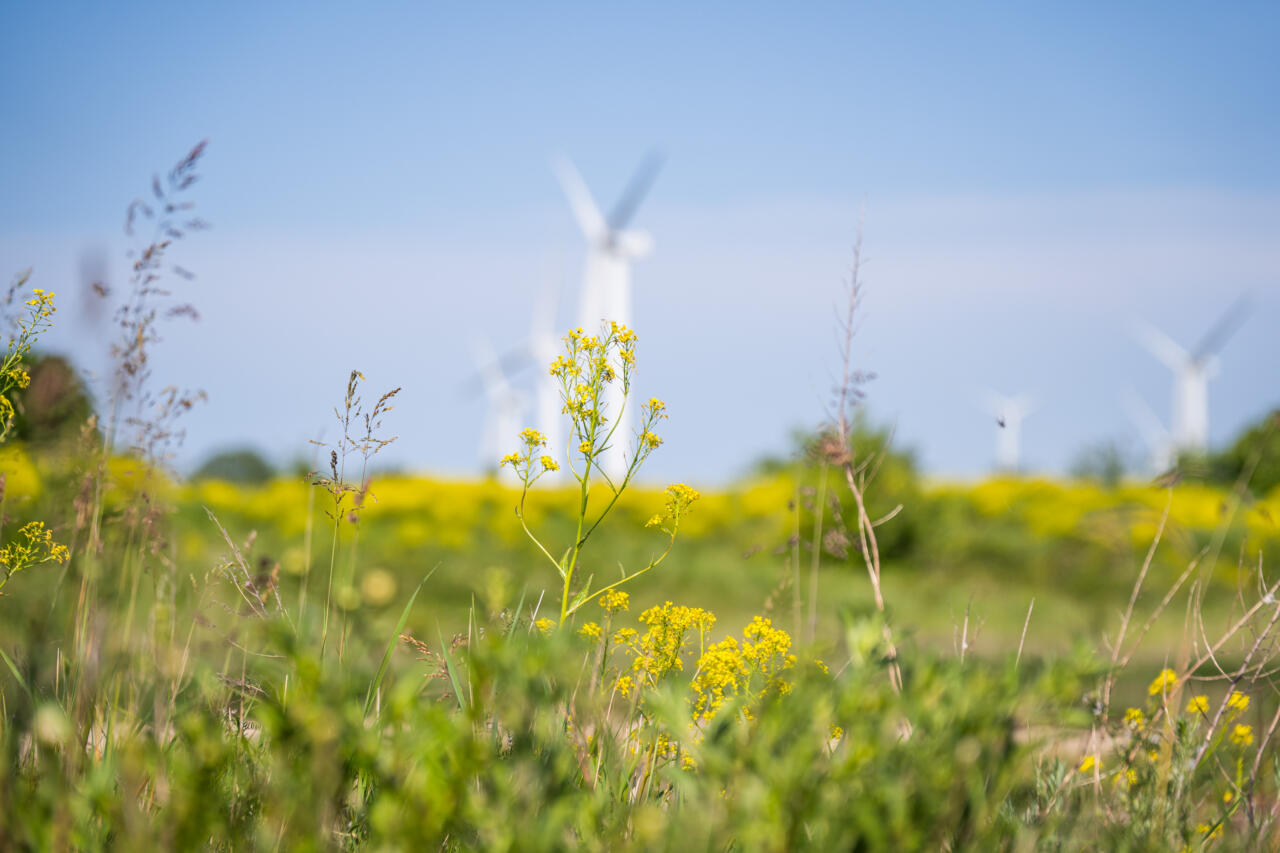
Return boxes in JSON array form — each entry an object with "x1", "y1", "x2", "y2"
[{"x1": 2, "y1": 1, "x2": 1278, "y2": 482}]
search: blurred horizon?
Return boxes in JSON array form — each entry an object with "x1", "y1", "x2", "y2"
[{"x1": 2, "y1": 1, "x2": 1278, "y2": 483}]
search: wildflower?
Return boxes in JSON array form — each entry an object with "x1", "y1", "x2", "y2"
[
  {"x1": 1123, "y1": 707, "x2": 1145, "y2": 730},
  {"x1": 616, "y1": 675, "x2": 634, "y2": 698},
  {"x1": 1230, "y1": 724, "x2": 1253, "y2": 746},
  {"x1": 1186, "y1": 695, "x2": 1210, "y2": 715},
  {"x1": 540, "y1": 455, "x2": 559, "y2": 472},
  {"x1": 829, "y1": 725, "x2": 844, "y2": 741},
  {"x1": 680, "y1": 754, "x2": 697, "y2": 771},
  {"x1": 534, "y1": 617, "x2": 556, "y2": 635},
  {"x1": 579, "y1": 440, "x2": 593, "y2": 454},
  {"x1": 640, "y1": 431, "x2": 662, "y2": 451},
  {"x1": 0, "y1": 521, "x2": 70, "y2": 593},
  {"x1": 1147, "y1": 668, "x2": 1178, "y2": 696},
  {"x1": 1227, "y1": 691, "x2": 1250, "y2": 715},
  {"x1": 1078, "y1": 754, "x2": 1098, "y2": 773},
  {"x1": 520, "y1": 428, "x2": 547, "y2": 447},
  {"x1": 1197, "y1": 822, "x2": 1223, "y2": 840},
  {"x1": 499, "y1": 452, "x2": 520, "y2": 467},
  {"x1": 577, "y1": 621, "x2": 602, "y2": 641},
  {"x1": 599, "y1": 589, "x2": 630, "y2": 615}
]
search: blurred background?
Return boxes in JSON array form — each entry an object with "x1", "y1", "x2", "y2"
[{"x1": 2, "y1": 1, "x2": 1277, "y2": 484}]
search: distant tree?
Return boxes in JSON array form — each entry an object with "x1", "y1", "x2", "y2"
[
  {"x1": 1208, "y1": 408, "x2": 1280, "y2": 495},
  {"x1": 11, "y1": 353, "x2": 96, "y2": 446},
  {"x1": 1069, "y1": 439, "x2": 1132, "y2": 488},
  {"x1": 193, "y1": 447, "x2": 276, "y2": 485}
]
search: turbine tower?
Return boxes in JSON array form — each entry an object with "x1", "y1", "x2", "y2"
[
  {"x1": 983, "y1": 391, "x2": 1034, "y2": 473},
  {"x1": 472, "y1": 338, "x2": 525, "y2": 484},
  {"x1": 1135, "y1": 298, "x2": 1249, "y2": 457},
  {"x1": 554, "y1": 152, "x2": 663, "y2": 482}
]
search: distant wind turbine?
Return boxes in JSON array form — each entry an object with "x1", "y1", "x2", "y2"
[
  {"x1": 554, "y1": 152, "x2": 663, "y2": 482},
  {"x1": 1134, "y1": 298, "x2": 1249, "y2": 458},
  {"x1": 529, "y1": 262, "x2": 566, "y2": 479},
  {"x1": 982, "y1": 391, "x2": 1034, "y2": 473},
  {"x1": 471, "y1": 338, "x2": 525, "y2": 484}
]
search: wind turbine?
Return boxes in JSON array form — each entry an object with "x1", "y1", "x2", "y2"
[
  {"x1": 982, "y1": 391, "x2": 1034, "y2": 473},
  {"x1": 1134, "y1": 298, "x2": 1249, "y2": 457},
  {"x1": 471, "y1": 338, "x2": 525, "y2": 484},
  {"x1": 528, "y1": 263, "x2": 566, "y2": 479},
  {"x1": 554, "y1": 152, "x2": 663, "y2": 482}
]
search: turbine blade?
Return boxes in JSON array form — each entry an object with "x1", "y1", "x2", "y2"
[
  {"x1": 1120, "y1": 390, "x2": 1167, "y2": 449},
  {"x1": 553, "y1": 157, "x2": 607, "y2": 240},
  {"x1": 1133, "y1": 322, "x2": 1188, "y2": 370},
  {"x1": 606, "y1": 150, "x2": 665, "y2": 231},
  {"x1": 1191, "y1": 295, "x2": 1251, "y2": 363}
]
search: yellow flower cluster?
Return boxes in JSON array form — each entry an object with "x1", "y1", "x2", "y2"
[
  {"x1": 24, "y1": 288, "x2": 57, "y2": 320},
  {"x1": 692, "y1": 616, "x2": 796, "y2": 719},
  {"x1": 3, "y1": 284, "x2": 59, "y2": 440},
  {"x1": 614, "y1": 601, "x2": 716, "y2": 690},
  {"x1": 547, "y1": 322, "x2": 640, "y2": 468},
  {"x1": 1147, "y1": 668, "x2": 1178, "y2": 696},
  {"x1": 646, "y1": 483, "x2": 702, "y2": 530},
  {"x1": 499, "y1": 428, "x2": 560, "y2": 483},
  {"x1": 1227, "y1": 691, "x2": 1250, "y2": 715},
  {"x1": 534, "y1": 617, "x2": 556, "y2": 635},
  {"x1": 577, "y1": 621, "x2": 602, "y2": 640},
  {"x1": 599, "y1": 589, "x2": 630, "y2": 615},
  {"x1": 1186, "y1": 695, "x2": 1210, "y2": 715},
  {"x1": 1230, "y1": 723, "x2": 1254, "y2": 747},
  {"x1": 0, "y1": 521, "x2": 70, "y2": 592},
  {"x1": 1123, "y1": 707, "x2": 1145, "y2": 730}
]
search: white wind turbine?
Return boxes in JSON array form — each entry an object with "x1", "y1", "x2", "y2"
[
  {"x1": 1134, "y1": 299, "x2": 1249, "y2": 459},
  {"x1": 529, "y1": 266, "x2": 565, "y2": 480},
  {"x1": 554, "y1": 152, "x2": 663, "y2": 482},
  {"x1": 982, "y1": 391, "x2": 1034, "y2": 473},
  {"x1": 472, "y1": 338, "x2": 525, "y2": 484}
]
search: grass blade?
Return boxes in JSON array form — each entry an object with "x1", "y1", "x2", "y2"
[
  {"x1": 0, "y1": 648, "x2": 31, "y2": 699},
  {"x1": 438, "y1": 626, "x2": 470, "y2": 713},
  {"x1": 363, "y1": 564, "x2": 437, "y2": 717},
  {"x1": 507, "y1": 589, "x2": 527, "y2": 638}
]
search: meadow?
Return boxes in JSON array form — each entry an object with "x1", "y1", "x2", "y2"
[{"x1": 3, "y1": 145, "x2": 1280, "y2": 850}]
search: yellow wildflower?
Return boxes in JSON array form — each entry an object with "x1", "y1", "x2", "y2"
[
  {"x1": 1231, "y1": 724, "x2": 1253, "y2": 746},
  {"x1": 1186, "y1": 695, "x2": 1210, "y2": 715},
  {"x1": 616, "y1": 675, "x2": 634, "y2": 698},
  {"x1": 577, "y1": 621, "x2": 602, "y2": 641},
  {"x1": 1078, "y1": 754, "x2": 1098, "y2": 773},
  {"x1": 1147, "y1": 668, "x2": 1178, "y2": 696},
  {"x1": 540, "y1": 455, "x2": 558, "y2": 472},
  {"x1": 1123, "y1": 707, "x2": 1145, "y2": 729},
  {"x1": 534, "y1": 617, "x2": 556, "y2": 635},
  {"x1": 599, "y1": 589, "x2": 630, "y2": 615},
  {"x1": 1227, "y1": 691, "x2": 1250, "y2": 715}
]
